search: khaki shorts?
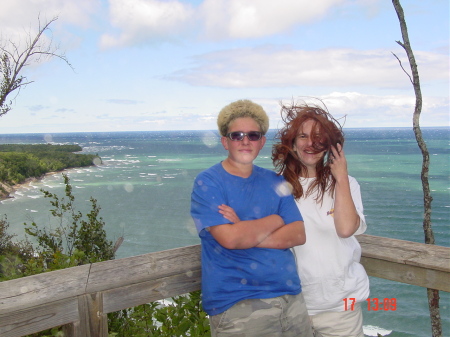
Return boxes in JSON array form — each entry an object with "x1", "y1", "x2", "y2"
[
  {"x1": 209, "y1": 293, "x2": 313, "y2": 337},
  {"x1": 310, "y1": 303, "x2": 364, "y2": 337}
]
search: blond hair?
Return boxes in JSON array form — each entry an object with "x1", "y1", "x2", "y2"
[{"x1": 217, "y1": 99, "x2": 269, "y2": 136}]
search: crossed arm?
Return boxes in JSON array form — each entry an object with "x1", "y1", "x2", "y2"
[{"x1": 208, "y1": 205, "x2": 306, "y2": 250}]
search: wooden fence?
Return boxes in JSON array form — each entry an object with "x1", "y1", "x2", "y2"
[{"x1": 1, "y1": 234, "x2": 449, "y2": 337}]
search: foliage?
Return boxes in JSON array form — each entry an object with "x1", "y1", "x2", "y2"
[
  {"x1": 108, "y1": 291, "x2": 210, "y2": 337},
  {"x1": 0, "y1": 215, "x2": 14, "y2": 253},
  {"x1": 0, "y1": 52, "x2": 17, "y2": 116},
  {"x1": 0, "y1": 144, "x2": 83, "y2": 153},
  {"x1": 24, "y1": 173, "x2": 115, "y2": 269},
  {"x1": 0, "y1": 144, "x2": 99, "y2": 185},
  {"x1": 0, "y1": 173, "x2": 114, "y2": 281},
  {"x1": 0, "y1": 175, "x2": 211, "y2": 337},
  {"x1": 0, "y1": 216, "x2": 35, "y2": 279}
]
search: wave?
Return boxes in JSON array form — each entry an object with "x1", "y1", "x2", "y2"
[{"x1": 363, "y1": 325, "x2": 392, "y2": 336}]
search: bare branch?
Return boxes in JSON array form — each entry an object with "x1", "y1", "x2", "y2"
[
  {"x1": 0, "y1": 16, "x2": 73, "y2": 117},
  {"x1": 391, "y1": 52, "x2": 413, "y2": 85}
]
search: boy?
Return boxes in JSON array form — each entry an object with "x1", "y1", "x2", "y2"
[{"x1": 191, "y1": 99, "x2": 312, "y2": 337}]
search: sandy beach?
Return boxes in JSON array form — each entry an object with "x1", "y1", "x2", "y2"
[{"x1": 0, "y1": 172, "x2": 59, "y2": 201}]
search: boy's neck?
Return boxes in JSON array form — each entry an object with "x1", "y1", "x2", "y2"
[{"x1": 222, "y1": 158, "x2": 253, "y2": 178}]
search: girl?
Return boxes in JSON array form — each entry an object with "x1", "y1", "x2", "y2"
[{"x1": 272, "y1": 102, "x2": 369, "y2": 337}]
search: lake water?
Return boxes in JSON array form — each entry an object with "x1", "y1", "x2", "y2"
[{"x1": 0, "y1": 127, "x2": 448, "y2": 337}]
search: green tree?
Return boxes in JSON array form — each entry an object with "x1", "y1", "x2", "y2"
[
  {"x1": 0, "y1": 144, "x2": 99, "y2": 198},
  {"x1": 0, "y1": 16, "x2": 72, "y2": 117},
  {"x1": 24, "y1": 174, "x2": 115, "y2": 269},
  {"x1": 0, "y1": 173, "x2": 115, "y2": 281},
  {"x1": 0, "y1": 216, "x2": 37, "y2": 280}
]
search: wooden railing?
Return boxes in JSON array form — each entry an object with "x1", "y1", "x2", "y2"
[{"x1": 1, "y1": 234, "x2": 449, "y2": 337}]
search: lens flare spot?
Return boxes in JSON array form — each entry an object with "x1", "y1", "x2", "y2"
[
  {"x1": 275, "y1": 181, "x2": 293, "y2": 197},
  {"x1": 252, "y1": 206, "x2": 261, "y2": 216},
  {"x1": 43, "y1": 134, "x2": 53, "y2": 143},
  {"x1": 201, "y1": 131, "x2": 219, "y2": 148},
  {"x1": 93, "y1": 157, "x2": 102, "y2": 166},
  {"x1": 185, "y1": 218, "x2": 197, "y2": 236},
  {"x1": 124, "y1": 183, "x2": 134, "y2": 193}
]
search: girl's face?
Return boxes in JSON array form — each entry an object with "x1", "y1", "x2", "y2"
[{"x1": 293, "y1": 119, "x2": 326, "y2": 177}]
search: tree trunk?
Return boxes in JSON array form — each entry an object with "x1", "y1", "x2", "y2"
[{"x1": 391, "y1": 1, "x2": 441, "y2": 336}]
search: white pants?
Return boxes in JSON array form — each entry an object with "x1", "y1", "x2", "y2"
[{"x1": 310, "y1": 303, "x2": 364, "y2": 337}]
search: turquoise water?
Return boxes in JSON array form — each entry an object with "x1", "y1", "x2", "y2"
[{"x1": 0, "y1": 127, "x2": 448, "y2": 336}]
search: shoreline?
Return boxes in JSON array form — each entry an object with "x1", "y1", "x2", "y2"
[{"x1": 0, "y1": 171, "x2": 61, "y2": 201}]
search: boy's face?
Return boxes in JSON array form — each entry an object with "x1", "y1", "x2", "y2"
[{"x1": 221, "y1": 117, "x2": 266, "y2": 166}]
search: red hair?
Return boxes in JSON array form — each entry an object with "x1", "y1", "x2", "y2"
[{"x1": 272, "y1": 101, "x2": 344, "y2": 202}]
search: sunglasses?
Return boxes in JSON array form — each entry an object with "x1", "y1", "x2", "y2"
[{"x1": 226, "y1": 131, "x2": 263, "y2": 141}]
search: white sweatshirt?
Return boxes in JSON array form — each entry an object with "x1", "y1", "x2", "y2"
[{"x1": 293, "y1": 176, "x2": 370, "y2": 315}]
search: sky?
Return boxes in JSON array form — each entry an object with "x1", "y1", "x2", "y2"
[{"x1": 0, "y1": 0, "x2": 448, "y2": 134}]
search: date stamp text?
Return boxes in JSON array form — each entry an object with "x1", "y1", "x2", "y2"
[{"x1": 343, "y1": 298, "x2": 397, "y2": 311}]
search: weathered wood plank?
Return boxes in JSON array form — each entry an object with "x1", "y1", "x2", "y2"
[
  {"x1": 85, "y1": 244, "x2": 201, "y2": 293},
  {"x1": 361, "y1": 256, "x2": 450, "y2": 292},
  {"x1": 0, "y1": 264, "x2": 91, "y2": 315},
  {"x1": 357, "y1": 234, "x2": 450, "y2": 272},
  {"x1": 0, "y1": 297, "x2": 78, "y2": 337},
  {"x1": 357, "y1": 234, "x2": 450, "y2": 292},
  {"x1": 102, "y1": 268, "x2": 202, "y2": 313}
]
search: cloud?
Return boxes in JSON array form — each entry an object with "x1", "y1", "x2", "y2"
[
  {"x1": 198, "y1": 0, "x2": 345, "y2": 39},
  {"x1": 106, "y1": 99, "x2": 144, "y2": 105},
  {"x1": 96, "y1": 114, "x2": 112, "y2": 120},
  {"x1": 0, "y1": 0, "x2": 100, "y2": 64},
  {"x1": 0, "y1": 0, "x2": 99, "y2": 32},
  {"x1": 166, "y1": 46, "x2": 448, "y2": 89},
  {"x1": 274, "y1": 92, "x2": 449, "y2": 127},
  {"x1": 55, "y1": 108, "x2": 76, "y2": 113},
  {"x1": 100, "y1": 0, "x2": 195, "y2": 48},
  {"x1": 99, "y1": 0, "x2": 358, "y2": 47},
  {"x1": 0, "y1": 0, "x2": 384, "y2": 49},
  {"x1": 83, "y1": 111, "x2": 218, "y2": 131},
  {"x1": 27, "y1": 105, "x2": 49, "y2": 112},
  {"x1": 145, "y1": 110, "x2": 167, "y2": 115},
  {"x1": 94, "y1": 92, "x2": 449, "y2": 130}
]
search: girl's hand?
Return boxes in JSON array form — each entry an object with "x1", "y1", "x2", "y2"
[
  {"x1": 218, "y1": 204, "x2": 240, "y2": 224},
  {"x1": 329, "y1": 143, "x2": 349, "y2": 181}
]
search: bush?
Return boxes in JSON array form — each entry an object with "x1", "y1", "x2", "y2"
[
  {"x1": 108, "y1": 291, "x2": 210, "y2": 337},
  {"x1": 1, "y1": 174, "x2": 210, "y2": 336}
]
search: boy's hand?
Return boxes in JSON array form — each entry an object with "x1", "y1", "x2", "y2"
[{"x1": 218, "y1": 204, "x2": 240, "y2": 224}]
